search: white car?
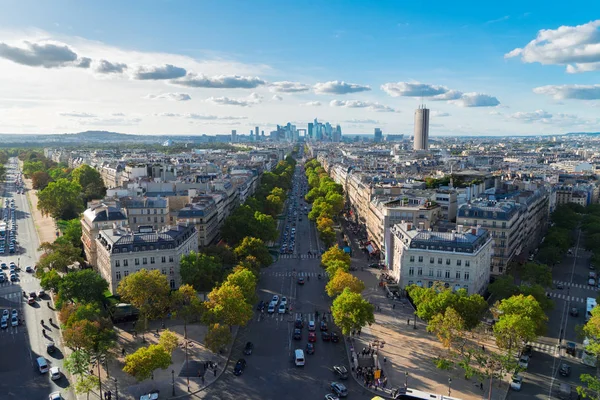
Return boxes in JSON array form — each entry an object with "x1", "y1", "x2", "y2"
[
  {"x1": 1, "y1": 309, "x2": 8, "y2": 318},
  {"x1": 510, "y1": 374, "x2": 523, "y2": 391},
  {"x1": 589, "y1": 278, "x2": 596, "y2": 286},
  {"x1": 11, "y1": 316, "x2": 18, "y2": 327},
  {"x1": 280, "y1": 297, "x2": 287, "y2": 307},
  {"x1": 271, "y1": 295, "x2": 279, "y2": 304},
  {"x1": 518, "y1": 354, "x2": 530, "y2": 369},
  {"x1": 0, "y1": 317, "x2": 7, "y2": 329},
  {"x1": 11, "y1": 309, "x2": 17, "y2": 319},
  {"x1": 278, "y1": 303, "x2": 286, "y2": 314},
  {"x1": 49, "y1": 392, "x2": 63, "y2": 400},
  {"x1": 308, "y1": 321, "x2": 316, "y2": 331},
  {"x1": 50, "y1": 367, "x2": 61, "y2": 380},
  {"x1": 267, "y1": 304, "x2": 275, "y2": 314}
]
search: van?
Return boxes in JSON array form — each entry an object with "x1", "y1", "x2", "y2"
[
  {"x1": 294, "y1": 349, "x2": 305, "y2": 367},
  {"x1": 36, "y1": 357, "x2": 49, "y2": 373}
]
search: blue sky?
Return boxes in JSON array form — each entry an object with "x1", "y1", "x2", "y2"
[{"x1": 0, "y1": 0, "x2": 599, "y2": 136}]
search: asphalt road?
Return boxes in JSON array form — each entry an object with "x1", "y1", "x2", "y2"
[
  {"x1": 508, "y1": 229, "x2": 595, "y2": 400},
  {"x1": 0, "y1": 159, "x2": 73, "y2": 400},
  {"x1": 197, "y1": 163, "x2": 372, "y2": 400}
]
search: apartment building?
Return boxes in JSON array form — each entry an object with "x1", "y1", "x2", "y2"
[
  {"x1": 177, "y1": 196, "x2": 219, "y2": 247},
  {"x1": 81, "y1": 203, "x2": 128, "y2": 267},
  {"x1": 120, "y1": 196, "x2": 170, "y2": 232},
  {"x1": 385, "y1": 222, "x2": 492, "y2": 295},
  {"x1": 95, "y1": 224, "x2": 198, "y2": 294}
]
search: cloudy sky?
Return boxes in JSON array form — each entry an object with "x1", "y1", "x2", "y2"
[{"x1": 1, "y1": 0, "x2": 600, "y2": 136}]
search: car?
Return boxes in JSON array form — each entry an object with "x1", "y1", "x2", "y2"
[
  {"x1": 330, "y1": 382, "x2": 348, "y2": 397},
  {"x1": 510, "y1": 374, "x2": 523, "y2": 391},
  {"x1": 518, "y1": 354, "x2": 530, "y2": 369},
  {"x1": 589, "y1": 278, "x2": 596, "y2": 286},
  {"x1": 278, "y1": 303, "x2": 286, "y2": 314},
  {"x1": 11, "y1": 316, "x2": 18, "y2": 327},
  {"x1": 280, "y1": 297, "x2": 287, "y2": 307},
  {"x1": 28, "y1": 296, "x2": 35, "y2": 305},
  {"x1": 24, "y1": 265, "x2": 33, "y2": 273},
  {"x1": 49, "y1": 392, "x2": 63, "y2": 400},
  {"x1": 320, "y1": 321, "x2": 328, "y2": 331},
  {"x1": 566, "y1": 342, "x2": 577, "y2": 356},
  {"x1": 568, "y1": 249, "x2": 573, "y2": 255},
  {"x1": 570, "y1": 308, "x2": 579, "y2": 317},
  {"x1": 297, "y1": 277, "x2": 305, "y2": 285},
  {"x1": 50, "y1": 367, "x2": 61, "y2": 380},
  {"x1": 2, "y1": 309, "x2": 8, "y2": 318},
  {"x1": 368, "y1": 263, "x2": 381, "y2": 268},
  {"x1": 256, "y1": 300, "x2": 264, "y2": 311},
  {"x1": 47, "y1": 342, "x2": 56, "y2": 354},
  {"x1": 243, "y1": 342, "x2": 254, "y2": 355},
  {"x1": 559, "y1": 363, "x2": 571, "y2": 377},
  {"x1": 331, "y1": 332, "x2": 339, "y2": 343},
  {"x1": 233, "y1": 359, "x2": 246, "y2": 376},
  {"x1": 267, "y1": 304, "x2": 275, "y2": 314},
  {"x1": 295, "y1": 318, "x2": 304, "y2": 329},
  {"x1": 306, "y1": 343, "x2": 315, "y2": 355},
  {"x1": 521, "y1": 344, "x2": 533, "y2": 358},
  {"x1": 528, "y1": 254, "x2": 534, "y2": 261},
  {"x1": 556, "y1": 283, "x2": 564, "y2": 290},
  {"x1": 322, "y1": 331, "x2": 331, "y2": 341},
  {"x1": 308, "y1": 320, "x2": 316, "y2": 331},
  {"x1": 325, "y1": 394, "x2": 339, "y2": 400},
  {"x1": 333, "y1": 365, "x2": 348, "y2": 380},
  {"x1": 9, "y1": 274, "x2": 16, "y2": 282},
  {"x1": 0, "y1": 263, "x2": 6, "y2": 269},
  {"x1": 0, "y1": 317, "x2": 7, "y2": 329},
  {"x1": 272, "y1": 295, "x2": 279, "y2": 303},
  {"x1": 294, "y1": 329, "x2": 302, "y2": 340},
  {"x1": 308, "y1": 332, "x2": 316, "y2": 342},
  {"x1": 38, "y1": 290, "x2": 46, "y2": 298}
]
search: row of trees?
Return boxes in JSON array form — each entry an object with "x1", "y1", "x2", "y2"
[
  {"x1": 319, "y1": 246, "x2": 374, "y2": 335},
  {"x1": 304, "y1": 159, "x2": 344, "y2": 247},
  {"x1": 535, "y1": 205, "x2": 578, "y2": 266},
  {"x1": 407, "y1": 283, "x2": 547, "y2": 383}
]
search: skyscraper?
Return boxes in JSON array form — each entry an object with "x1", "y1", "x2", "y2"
[
  {"x1": 308, "y1": 122, "x2": 314, "y2": 139},
  {"x1": 231, "y1": 129, "x2": 237, "y2": 143},
  {"x1": 413, "y1": 105, "x2": 430, "y2": 150},
  {"x1": 374, "y1": 128, "x2": 383, "y2": 143},
  {"x1": 255, "y1": 126, "x2": 259, "y2": 137}
]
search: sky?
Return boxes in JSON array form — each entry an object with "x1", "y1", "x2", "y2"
[{"x1": 0, "y1": 0, "x2": 600, "y2": 136}]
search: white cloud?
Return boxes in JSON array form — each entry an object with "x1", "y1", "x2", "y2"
[
  {"x1": 533, "y1": 84, "x2": 600, "y2": 100},
  {"x1": 74, "y1": 57, "x2": 91, "y2": 68},
  {"x1": 510, "y1": 109, "x2": 552, "y2": 122},
  {"x1": 95, "y1": 59, "x2": 127, "y2": 74},
  {"x1": 207, "y1": 92, "x2": 263, "y2": 107},
  {"x1": 505, "y1": 20, "x2": 600, "y2": 73},
  {"x1": 431, "y1": 111, "x2": 450, "y2": 117},
  {"x1": 344, "y1": 119, "x2": 379, "y2": 124},
  {"x1": 112, "y1": 112, "x2": 125, "y2": 116},
  {"x1": 132, "y1": 64, "x2": 187, "y2": 80},
  {"x1": 450, "y1": 93, "x2": 500, "y2": 107},
  {"x1": 330, "y1": 99, "x2": 395, "y2": 112},
  {"x1": 145, "y1": 92, "x2": 191, "y2": 101},
  {"x1": 171, "y1": 73, "x2": 266, "y2": 89},
  {"x1": 301, "y1": 101, "x2": 321, "y2": 106},
  {"x1": 156, "y1": 113, "x2": 247, "y2": 120},
  {"x1": 272, "y1": 94, "x2": 283, "y2": 101},
  {"x1": 314, "y1": 80, "x2": 371, "y2": 94},
  {"x1": 270, "y1": 81, "x2": 310, "y2": 93},
  {"x1": 78, "y1": 117, "x2": 141, "y2": 126},
  {"x1": 431, "y1": 90, "x2": 463, "y2": 101},
  {"x1": 0, "y1": 40, "x2": 80, "y2": 68},
  {"x1": 381, "y1": 82, "x2": 448, "y2": 97},
  {"x1": 58, "y1": 111, "x2": 97, "y2": 118}
]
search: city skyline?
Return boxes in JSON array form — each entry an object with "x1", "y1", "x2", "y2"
[{"x1": 0, "y1": 1, "x2": 599, "y2": 136}]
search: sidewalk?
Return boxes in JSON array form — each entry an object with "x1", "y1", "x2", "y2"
[
  {"x1": 78, "y1": 319, "x2": 238, "y2": 400},
  {"x1": 20, "y1": 161, "x2": 56, "y2": 246},
  {"x1": 340, "y1": 219, "x2": 509, "y2": 400}
]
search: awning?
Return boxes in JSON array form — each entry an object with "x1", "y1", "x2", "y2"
[{"x1": 367, "y1": 244, "x2": 375, "y2": 254}]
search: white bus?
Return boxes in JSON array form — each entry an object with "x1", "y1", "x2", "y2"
[
  {"x1": 586, "y1": 297, "x2": 597, "y2": 322},
  {"x1": 582, "y1": 338, "x2": 597, "y2": 367}
]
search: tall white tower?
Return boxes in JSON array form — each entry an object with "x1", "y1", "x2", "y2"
[{"x1": 413, "y1": 105, "x2": 430, "y2": 150}]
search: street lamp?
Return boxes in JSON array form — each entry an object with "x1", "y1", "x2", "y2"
[
  {"x1": 171, "y1": 369, "x2": 175, "y2": 396},
  {"x1": 448, "y1": 378, "x2": 452, "y2": 397},
  {"x1": 404, "y1": 371, "x2": 408, "y2": 389},
  {"x1": 413, "y1": 312, "x2": 417, "y2": 329}
]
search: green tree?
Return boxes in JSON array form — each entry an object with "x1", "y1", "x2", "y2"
[
  {"x1": 331, "y1": 288, "x2": 375, "y2": 335},
  {"x1": 427, "y1": 307, "x2": 465, "y2": 349},
  {"x1": 536, "y1": 246, "x2": 563, "y2": 266},
  {"x1": 58, "y1": 269, "x2": 108, "y2": 304},
  {"x1": 37, "y1": 240, "x2": 84, "y2": 273},
  {"x1": 158, "y1": 330, "x2": 179, "y2": 354},
  {"x1": 23, "y1": 160, "x2": 46, "y2": 177},
  {"x1": 325, "y1": 270, "x2": 365, "y2": 297},
  {"x1": 123, "y1": 344, "x2": 172, "y2": 381},
  {"x1": 71, "y1": 164, "x2": 106, "y2": 203},
  {"x1": 252, "y1": 211, "x2": 278, "y2": 242},
  {"x1": 39, "y1": 269, "x2": 63, "y2": 292},
  {"x1": 225, "y1": 267, "x2": 257, "y2": 304},
  {"x1": 324, "y1": 259, "x2": 350, "y2": 278},
  {"x1": 488, "y1": 276, "x2": 518, "y2": 300},
  {"x1": 234, "y1": 237, "x2": 272, "y2": 267},
  {"x1": 74, "y1": 374, "x2": 100, "y2": 400},
  {"x1": 37, "y1": 178, "x2": 84, "y2": 220},
  {"x1": 325, "y1": 192, "x2": 344, "y2": 215},
  {"x1": 237, "y1": 255, "x2": 261, "y2": 276},
  {"x1": 204, "y1": 323, "x2": 232, "y2": 354},
  {"x1": 179, "y1": 252, "x2": 224, "y2": 292},
  {"x1": 57, "y1": 218, "x2": 83, "y2": 248},
  {"x1": 32, "y1": 170, "x2": 52, "y2": 190},
  {"x1": 204, "y1": 245, "x2": 237, "y2": 267},
  {"x1": 321, "y1": 246, "x2": 351, "y2": 268},
  {"x1": 319, "y1": 227, "x2": 337, "y2": 248},
  {"x1": 578, "y1": 306, "x2": 600, "y2": 398},
  {"x1": 519, "y1": 284, "x2": 554, "y2": 311},
  {"x1": 171, "y1": 284, "x2": 204, "y2": 326},
  {"x1": 493, "y1": 294, "x2": 547, "y2": 352},
  {"x1": 63, "y1": 320, "x2": 101, "y2": 351},
  {"x1": 520, "y1": 262, "x2": 552, "y2": 287},
  {"x1": 203, "y1": 282, "x2": 253, "y2": 327},
  {"x1": 64, "y1": 349, "x2": 92, "y2": 376},
  {"x1": 453, "y1": 293, "x2": 488, "y2": 330}
]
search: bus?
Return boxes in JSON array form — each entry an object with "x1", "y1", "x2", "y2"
[
  {"x1": 586, "y1": 297, "x2": 597, "y2": 322},
  {"x1": 582, "y1": 338, "x2": 597, "y2": 367}
]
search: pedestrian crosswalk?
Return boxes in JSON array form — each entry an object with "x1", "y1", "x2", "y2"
[
  {"x1": 260, "y1": 271, "x2": 321, "y2": 278},
  {"x1": 529, "y1": 341, "x2": 583, "y2": 359},
  {"x1": 257, "y1": 310, "x2": 331, "y2": 323},
  {"x1": 545, "y1": 292, "x2": 585, "y2": 304},
  {"x1": 1, "y1": 291, "x2": 28, "y2": 301},
  {"x1": 553, "y1": 280, "x2": 598, "y2": 291},
  {"x1": 0, "y1": 276, "x2": 36, "y2": 287},
  {"x1": 279, "y1": 253, "x2": 320, "y2": 259}
]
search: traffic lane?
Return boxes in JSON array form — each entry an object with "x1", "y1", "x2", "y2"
[{"x1": 507, "y1": 350, "x2": 556, "y2": 400}]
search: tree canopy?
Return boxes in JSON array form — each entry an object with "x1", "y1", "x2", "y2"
[
  {"x1": 117, "y1": 269, "x2": 171, "y2": 323},
  {"x1": 179, "y1": 252, "x2": 224, "y2": 292},
  {"x1": 37, "y1": 178, "x2": 84, "y2": 220},
  {"x1": 331, "y1": 288, "x2": 375, "y2": 335}
]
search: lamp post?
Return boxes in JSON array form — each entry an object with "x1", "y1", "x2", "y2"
[
  {"x1": 405, "y1": 371, "x2": 408, "y2": 389},
  {"x1": 413, "y1": 312, "x2": 417, "y2": 329},
  {"x1": 113, "y1": 378, "x2": 119, "y2": 400},
  {"x1": 448, "y1": 378, "x2": 452, "y2": 397},
  {"x1": 171, "y1": 369, "x2": 175, "y2": 396}
]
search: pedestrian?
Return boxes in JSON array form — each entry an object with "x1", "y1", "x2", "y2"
[
  {"x1": 357, "y1": 329, "x2": 361, "y2": 336},
  {"x1": 482, "y1": 345, "x2": 485, "y2": 352},
  {"x1": 121, "y1": 347, "x2": 126, "y2": 356},
  {"x1": 480, "y1": 382, "x2": 483, "y2": 391},
  {"x1": 407, "y1": 318, "x2": 410, "y2": 325},
  {"x1": 368, "y1": 343, "x2": 372, "y2": 350},
  {"x1": 383, "y1": 356, "x2": 386, "y2": 363}
]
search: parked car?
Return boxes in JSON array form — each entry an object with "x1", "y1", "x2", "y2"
[
  {"x1": 322, "y1": 332, "x2": 331, "y2": 341},
  {"x1": 331, "y1": 332, "x2": 339, "y2": 343},
  {"x1": 510, "y1": 374, "x2": 523, "y2": 391},
  {"x1": 518, "y1": 354, "x2": 530, "y2": 369}
]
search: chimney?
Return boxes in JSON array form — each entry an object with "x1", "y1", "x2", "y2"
[{"x1": 406, "y1": 222, "x2": 412, "y2": 230}]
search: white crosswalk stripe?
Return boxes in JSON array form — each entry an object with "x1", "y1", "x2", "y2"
[
  {"x1": 278, "y1": 253, "x2": 320, "y2": 259},
  {"x1": 259, "y1": 271, "x2": 320, "y2": 277},
  {"x1": 545, "y1": 292, "x2": 585, "y2": 303},
  {"x1": 553, "y1": 280, "x2": 599, "y2": 291},
  {"x1": 257, "y1": 311, "x2": 330, "y2": 323}
]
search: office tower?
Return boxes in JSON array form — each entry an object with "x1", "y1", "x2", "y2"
[
  {"x1": 308, "y1": 122, "x2": 314, "y2": 139},
  {"x1": 250, "y1": 129, "x2": 254, "y2": 141},
  {"x1": 231, "y1": 129, "x2": 237, "y2": 143},
  {"x1": 261, "y1": 130, "x2": 265, "y2": 137},
  {"x1": 374, "y1": 128, "x2": 383, "y2": 143},
  {"x1": 413, "y1": 105, "x2": 430, "y2": 150},
  {"x1": 332, "y1": 125, "x2": 342, "y2": 142},
  {"x1": 255, "y1": 126, "x2": 259, "y2": 137}
]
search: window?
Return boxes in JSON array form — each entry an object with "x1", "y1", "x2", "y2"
[
  {"x1": 124, "y1": 270, "x2": 129, "y2": 277},
  {"x1": 438, "y1": 258, "x2": 442, "y2": 264},
  {"x1": 428, "y1": 269, "x2": 434, "y2": 277},
  {"x1": 456, "y1": 271, "x2": 461, "y2": 279},
  {"x1": 418, "y1": 256, "x2": 423, "y2": 263},
  {"x1": 170, "y1": 267, "x2": 175, "y2": 276},
  {"x1": 456, "y1": 260, "x2": 462, "y2": 266},
  {"x1": 142, "y1": 258, "x2": 147, "y2": 265},
  {"x1": 446, "y1": 259, "x2": 451, "y2": 265},
  {"x1": 161, "y1": 217, "x2": 164, "y2": 223},
  {"x1": 410, "y1": 256, "x2": 415, "y2": 262},
  {"x1": 115, "y1": 260, "x2": 120, "y2": 267},
  {"x1": 500, "y1": 240, "x2": 506, "y2": 247},
  {"x1": 161, "y1": 256, "x2": 166, "y2": 263},
  {"x1": 490, "y1": 265, "x2": 494, "y2": 272},
  {"x1": 133, "y1": 217, "x2": 137, "y2": 224},
  {"x1": 428, "y1": 281, "x2": 434, "y2": 288},
  {"x1": 161, "y1": 268, "x2": 167, "y2": 274},
  {"x1": 150, "y1": 257, "x2": 155, "y2": 264},
  {"x1": 502, "y1": 222, "x2": 506, "y2": 228},
  {"x1": 437, "y1": 270, "x2": 442, "y2": 278},
  {"x1": 408, "y1": 267, "x2": 414, "y2": 276},
  {"x1": 430, "y1": 257, "x2": 435, "y2": 264},
  {"x1": 170, "y1": 279, "x2": 176, "y2": 289},
  {"x1": 135, "y1": 258, "x2": 139, "y2": 266},
  {"x1": 123, "y1": 259, "x2": 128, "y2": 267},
  {"x1": 445, "y1": 270, "x2": 450, "y2": 279},
  {"x1": 464, "y1": 272, "x2": 470, "y2": 280},
  {"x1": 465, "y1": 261, "x2": 470, "y2": 267},
  {"x1": 147, "y1": 216, "x2": 151, "y2": 222},
  {"x1": 154, "y1": 217, "x2": 157, "y2": 223},
  {"x1": 116, "y1": 271, "x2": 121, "y2": 280},
  {"x1": 169, "y1": 256, "x2": 174, "y2": 262},
  {"x1": 417, "y1": 267, "x2": 423, "y2": 276},
  {"x1": 499, "y1": 266, "x2": 503, "y2": 273}
]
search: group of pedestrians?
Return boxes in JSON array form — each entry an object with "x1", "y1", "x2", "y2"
[{"x1": 356, "y1": 366, "x2": 388, "y2": 390}]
